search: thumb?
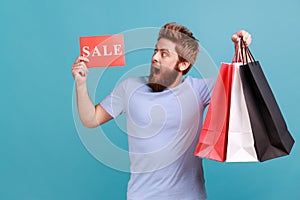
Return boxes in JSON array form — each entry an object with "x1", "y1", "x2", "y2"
[{"x1": 231, "y1": 34, "x2": 241, "y2": 44}]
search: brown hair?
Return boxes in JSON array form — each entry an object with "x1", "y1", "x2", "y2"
[{"x1": 158, "y1": 22, "x2": 199, "y2": 75}]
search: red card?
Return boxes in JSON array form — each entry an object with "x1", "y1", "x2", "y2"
[{"x1": 79, "y1": 35, "x2": 126, "y2": 68}]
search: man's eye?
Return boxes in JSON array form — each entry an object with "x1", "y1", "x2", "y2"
[{"x1": 161, "y1": 52, "x2": 168, "y2": 57}]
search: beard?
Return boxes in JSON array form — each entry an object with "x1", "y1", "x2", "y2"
[{"x1": 148, "y1": 64, "x2": 180, "y2": 92}]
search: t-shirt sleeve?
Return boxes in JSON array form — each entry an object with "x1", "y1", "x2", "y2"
[
  {"x1": 189, "y1": 77, "x2": 216, "y2": 107},
  {"x1": 200, "y1": 78, "x2": 216, "y2": 107},
  {"x1": 100, "y1": 79, "x2": 128, "y2": 118}
]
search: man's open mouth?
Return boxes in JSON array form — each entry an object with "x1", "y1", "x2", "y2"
[{"x1": 153, "y1": 67, "x2": 160, "y2": 75}]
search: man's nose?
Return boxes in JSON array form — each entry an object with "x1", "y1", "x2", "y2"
[{"x1": 152, "y1": 51, "x2": 159, "y2": 63}]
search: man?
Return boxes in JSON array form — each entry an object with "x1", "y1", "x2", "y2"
[{"x1": 72, "y1": 22, "x2": 251, "y2": 200}]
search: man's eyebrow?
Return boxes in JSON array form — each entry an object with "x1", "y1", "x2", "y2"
[
  {"x1": 160, "y1": 48, "x2": 171, "y2": 52},
  {"x1": 154, "y1": 48, "x2": 171, "y2": 52}
]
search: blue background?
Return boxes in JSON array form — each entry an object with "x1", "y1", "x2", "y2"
[{"x1": 1, "y1": 0, "x2": 299, "y2": 199}]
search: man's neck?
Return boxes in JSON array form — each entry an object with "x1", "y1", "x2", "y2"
[{"x1": 168, "y1": 74, "x2": 183, "y2": 89}]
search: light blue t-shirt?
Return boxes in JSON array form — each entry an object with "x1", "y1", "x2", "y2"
[{"x1": 101, "y1": 76, "x2": 214, "y2": 200}]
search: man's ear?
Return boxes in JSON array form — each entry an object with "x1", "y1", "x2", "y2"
[{"x1": 178, "y1": 61, "x2": 191, "y2": 72}]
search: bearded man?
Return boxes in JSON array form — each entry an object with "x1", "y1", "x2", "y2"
[{"x1": 72, "y1": 22, "x2": 251, "y2": 200}]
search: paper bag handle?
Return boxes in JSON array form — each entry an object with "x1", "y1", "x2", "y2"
[
  {"x1": 241, "y1": 38, "x2": 255, "y2": 65},
  {"x1": 232, "y1": 38, "x2": 243, "y2": 63}
]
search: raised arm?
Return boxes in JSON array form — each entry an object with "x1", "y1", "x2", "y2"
[{"x1": 72, "y1": 56, "x2": 113, "y2": 128}]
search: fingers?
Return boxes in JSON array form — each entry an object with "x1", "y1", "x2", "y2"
[
  {"x1": 231, "y1": 33, "x2": 241, "y2": 43},
  {"x1": 232, "y1": 30, "x2": 252, "y2": 46},
  {"x1": 72, "y1": 56, "x2": 89, "y2": 80},
  {"x1": 72, "y1": 62, "x2": 88, "y2": 77},
  {"x1": 240, "y1": 30, "x2": 252, "y2": 47},
  {"x1": 74, "y1": 56, "x2": 90, "y2": 64}
]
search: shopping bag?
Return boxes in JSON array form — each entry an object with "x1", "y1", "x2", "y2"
[
  {"x1": 226, "y1": 62, "x2": 258, "y2": 162},
  {"x1": 194, "y1": 62, "x2": 234, "y2": 162},
  {"x1": 239, "y1": 40, "x2": 295, "y2": 162}
]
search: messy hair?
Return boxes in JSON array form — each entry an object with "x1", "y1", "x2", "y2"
[{"x1": 158, "y1": 22, "x2": 199, "y2": 75}]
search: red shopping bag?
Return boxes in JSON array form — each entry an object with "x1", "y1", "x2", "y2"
[{"x1": 195, "y1": 63, "x2": 234, "y2": 162}]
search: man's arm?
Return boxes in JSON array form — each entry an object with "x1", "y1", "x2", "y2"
[{"x1": 72, "y1": 56, "x2": 113, "y2": 128}]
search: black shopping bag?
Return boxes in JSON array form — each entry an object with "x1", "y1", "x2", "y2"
[{"x1": 239, "y1": 40, "x2": 295, "y2": 162}]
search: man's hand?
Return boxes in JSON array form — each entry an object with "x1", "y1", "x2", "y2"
[
  {"x1": 72, "y1": 56, "x2": 90, "y2": 86},
  {"x1": 231, "y1": 30, "x2": 252, "y2": 47}
]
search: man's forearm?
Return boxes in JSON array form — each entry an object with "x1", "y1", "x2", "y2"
[{"x1": 76, "y1": 83, "x2": 99, "y2": 128}]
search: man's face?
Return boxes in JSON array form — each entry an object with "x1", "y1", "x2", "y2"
[{"x1": 148, "y1": 38, "x2": 180, "y2": 92}]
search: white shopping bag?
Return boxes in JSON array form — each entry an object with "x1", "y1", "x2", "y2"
[{"x1": 226, "y1": 63, "x2": 258, "y2": 162}]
